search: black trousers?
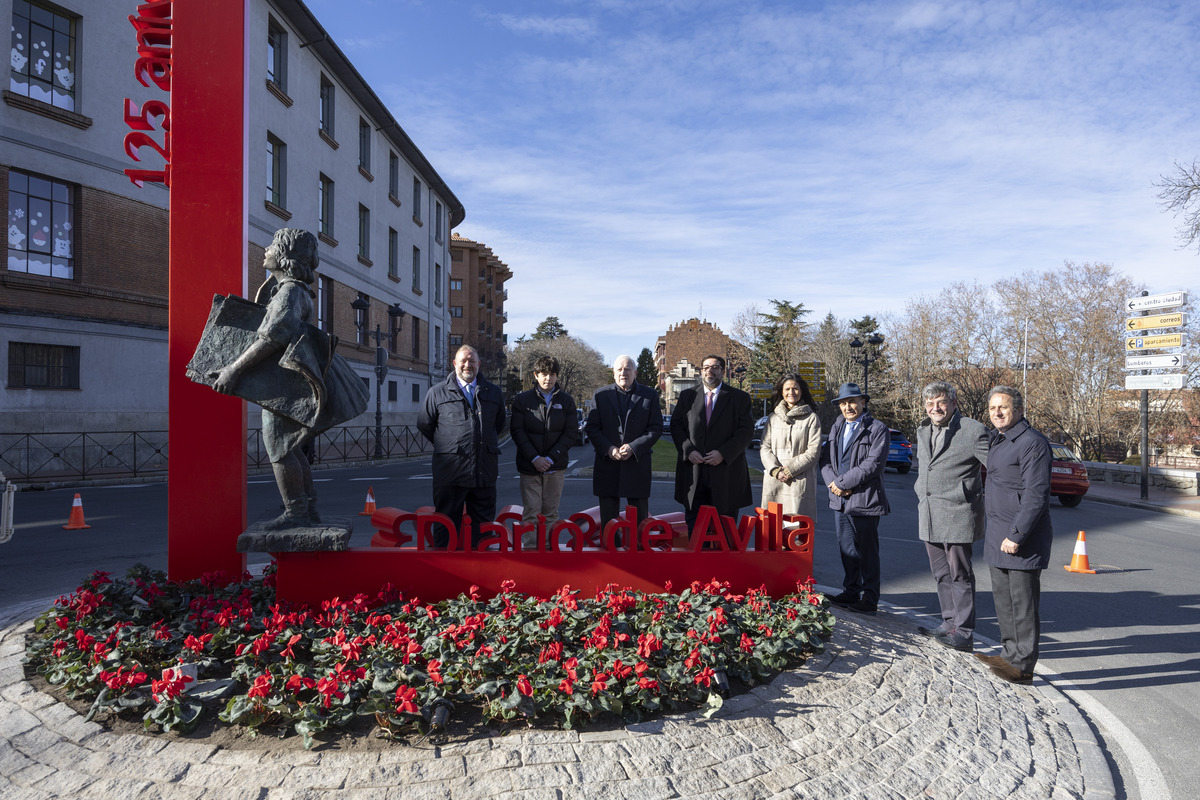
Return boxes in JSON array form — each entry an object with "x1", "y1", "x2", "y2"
[
  {"x1": 990, "y1": 566, "x2": 1042, "y2": 673},
  {"x1": 431, "y1": 483, "x2": 496, "y2": 548},
  {"x1": 598, "y1": 495, "x2": 647, "y2": 540},
  {"x1": 833, "y1": 511, "x2": 880, "y2": 606},
  {"x1": 683, "y1": 467, "x2": 742, "y2": 539}
]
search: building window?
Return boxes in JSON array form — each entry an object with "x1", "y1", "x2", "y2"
[
  {"x1": 435, "y1": 325, "x2": 442, "y2": 367},
  {"x1": 434, "y1": 263, "x2": 442, "y2": 304},
  {"x1": 411, "y1": 317, "x2": 421, "y2": 360},
  {"x1": 316, "y1": 276, "x2": 332, "y2": 331},
  {"x1": 358, "y1": 204, "x2": 370, "y2": 261},
  {"x1": 435, "y1": 201, "x2": 444, "y2": 242},
  {"x1": 266, "y1": 132, "x2": 286, "y2": 208},
  {"x1": 10, "y1": 2, "x2": 76, "y2": 112},
  {"x1": 318, "y1": 174, "x2": 334, "y2": 237},
  {"x1": 450, "y1": 279, "x2": 462, "y2": 291},
  {"x1": 412, "y1": 383, "x2": 420, "y2": 403},
  {"x1": 7, "y1": 342, "x2": 79, "y2": 389},
  {"x1": 449, "y1": 334, "x2": 463, "y2": 348},
  {"x1": 388, "y1": 380, "x2": 397, "y2": 402},
  {"x1": 319, "y1": 75, "x2": 334, "y2": 137},
  {"x1": 389, "y1": 152, "x2": 399, "y2": 199},
  {"x1": 358, "y1": 118, "x2": 371, "y2": 173},
  {"x1": 449, "y1": 306, "x2": 462, "y2": 318},
  {"x1": 451, "y1": 249, "x2": 463, "y2": 262},
  {"x1": 412, "y1": 178, "x2": 422, "y2": 221},
  {"x1": 267, "y1": 17, "x2": 287, "y2": 92},
  {"x1": 387, "y1": 227, "x2": 398, "y2": 279},
  {"x1": 355, "y1": 292, "x2": 368, "y2": 344},
  {"x1": 411, "y1": 246, "x2": 421, "y2": 291},
  {"x1": 7, "y1": 169, "x2": 74, "y2": 279}
]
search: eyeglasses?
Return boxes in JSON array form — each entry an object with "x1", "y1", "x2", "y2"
[{"x1": 701, "y1": 364, "x2": 723, "y2": 372}]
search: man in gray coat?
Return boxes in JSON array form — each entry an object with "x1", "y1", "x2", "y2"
[
  {"x1": 913, "y1": 382, "x2": 991, "y2": 652},
  {"x1": 976, "y1": 385, "x2": 1053, "y2": 684}
]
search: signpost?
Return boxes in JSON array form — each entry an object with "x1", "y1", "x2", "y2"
[
  {"x1": 1121, "y1": 290, "x2": 1189, "y2": 501},
  {"x1": 1125, "y1": 374, "x2": 1186, "y2": 390}
]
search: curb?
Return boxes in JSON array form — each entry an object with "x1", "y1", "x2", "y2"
[{"x1": 1084, "y1": 492, "x2": 1200, "y2": 520}]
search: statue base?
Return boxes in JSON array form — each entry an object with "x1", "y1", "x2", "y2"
[{"x1": 237, "y1": 516, "x2": 353, "y2": 553}]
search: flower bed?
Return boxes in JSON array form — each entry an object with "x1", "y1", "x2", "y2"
[{"x1": 24, "y1": 565, "x2": 835, "y2": 749}]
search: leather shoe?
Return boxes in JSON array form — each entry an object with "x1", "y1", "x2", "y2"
[
  {"x1": 827, "y1": 592, "x2": 859, "y2": 607},
  {"x1": 845, "y1": 599, "x2": 877, "y2": 616},
  {"x1": 990, "y1": 661, "x2": 1034, "y2": 684},
  {"x1": 918, "y1": 622, "x2": 951, "y2": 639},
  {"x1": 974, "y1": 652, "x2": 1009, "y2": 668},
  {"x1": 934, "y1": 630, "x2": 973, "y2": 652}
]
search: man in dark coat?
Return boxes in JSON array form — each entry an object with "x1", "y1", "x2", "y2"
[
  {"x1": 670, "y1": 354, "x2": 754, "y2": 540},
  {"x1": 819, "y1": 382, "x2": 890, "y2": 615},
  {"x1": 976, "y1": 385, "x2": 1053, "y2": 684},
  {"x1": 510, "y1": 355, "x2": 578, "y2": 548},
  {"x1": 417, "y1": 345, "x2": 507, "y2": 548},
  {"x1": 585, "y1": 354, "x2": 663, "y2": 535},
  {"x1": 913, "y1": 381, "x2": 991, "y2": 652}
]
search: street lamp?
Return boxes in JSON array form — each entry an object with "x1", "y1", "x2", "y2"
[
  {"x1": 351, "y1": 297, "x2": 405, "y2": 458},
  {"x1": 849, "y1": 332, "x2": 884, "y2": 399}
]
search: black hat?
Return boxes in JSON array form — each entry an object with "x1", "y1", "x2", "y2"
[{"x1": 833, "y1": 382, "x2": 867, "y2": 403}]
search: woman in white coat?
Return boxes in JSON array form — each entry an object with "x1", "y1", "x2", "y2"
[{"x1": 760, "y1": 373, "x2": 822, "y2": 521}]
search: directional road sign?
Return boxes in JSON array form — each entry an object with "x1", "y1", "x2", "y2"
[
  {"x1": 1125, "y1": 312, "x2": 1187, "y2": 331},
  {"x1": 1126, "y1": 333, "x2": 1185, "y2": 351},
  {"x1": 1125, "y1": 354, "x2": 1186, "y2": 370},
  {"x1": 1125, "y1": 374, "x2": 1186, "y2": 390},
  {"x1": 1124, "y1": 291, "x2": 1188, "y2": 313}
]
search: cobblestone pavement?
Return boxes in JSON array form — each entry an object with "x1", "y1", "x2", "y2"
[{"x1": 0, "y1": 595, "x2": 1113, "y2": 800}]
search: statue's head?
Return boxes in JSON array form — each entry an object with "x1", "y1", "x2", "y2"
[{"x1": 268, "y1": 228, "x2": 319, "y2": 284}]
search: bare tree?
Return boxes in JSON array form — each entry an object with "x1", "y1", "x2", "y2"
[
  {"x1": 507, "y1": 335, "x2": 611, "y2": 406},
  {"x1": 1156, "y1": 159, "x2": 1200, "y2": 251}
]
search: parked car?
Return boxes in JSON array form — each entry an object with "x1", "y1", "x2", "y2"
[
  {"x1": 749, "y1": 415, "x2": 769, "y2": 448},
  {"x1": 577, "y1": 409, "x2": 588, "y2": 444},
  {"x1": 888, "y1": 429, "x2": 913, "y2": 474},
  {"x1": 1050, "y1": 443, "x2": 1090, "y2": 507}
]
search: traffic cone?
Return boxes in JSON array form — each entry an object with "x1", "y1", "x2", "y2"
[
  {"x1": 62, "y1": 493, "x2": 91, "y2": 530},
  {"x1": 358, "y1": 486, "x2": 377, "y2": 516},
  {"x1": 1064, "y1": 530, "x2": 1096, "y2": 574}
]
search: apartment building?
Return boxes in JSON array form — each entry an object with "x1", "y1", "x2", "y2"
[
  {"x1": 2, "y1": 0, "x2": 463, "y2": 435},
  {"x1": 447, "y1": 234, "x2": 511, "y2": 383}
]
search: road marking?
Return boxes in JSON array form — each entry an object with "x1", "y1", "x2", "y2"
[
  {"x1": 567, "y1": 459, "x2": 578, "y2": 468},
  {"x1": 408, "y1": 474, "x2": 432, "y2": 480},
  {"x1": 349, "y1": 477, "x2": 390, "y2": 482}
]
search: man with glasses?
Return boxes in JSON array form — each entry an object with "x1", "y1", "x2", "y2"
[{"x1": 670, "y1": 355, "x2": 754, "y2": 541}]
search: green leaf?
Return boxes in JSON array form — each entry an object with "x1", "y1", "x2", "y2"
[{"x1": 700, "y1": 691, "x2": 724, "y2": 720}]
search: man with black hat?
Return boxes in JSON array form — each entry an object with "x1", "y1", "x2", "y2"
[{"x1": 819, "y1": 382, "x2": 891, "y2": 614}]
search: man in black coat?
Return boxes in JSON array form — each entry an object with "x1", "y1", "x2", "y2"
[
  {"x1": 510, "y1": 355, "x2": 578, "y2": 548},
  {"x1": 670, "y1": 355, "x2": 754, "y2": 540},
  {"x1": 976, "y1": 385, "x2": 1053, "y2": 684},
  {"x1": 585, "y1": 354, "x2": 663, "y2": 535},
  {"x1": 417, "y1": 345, "x2": 507, "y2": 548}
]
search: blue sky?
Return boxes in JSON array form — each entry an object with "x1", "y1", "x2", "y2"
[{"x1": 310, "y1": 0, "x2": 1200, "y2": 363}]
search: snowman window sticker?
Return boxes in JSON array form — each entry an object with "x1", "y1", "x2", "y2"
[
  {"x1": 8, "y1": 169, "x2": 74, "y2": 280},
  {"x1": 11, "y1": 2, "x2": 76, "y2": 112}
]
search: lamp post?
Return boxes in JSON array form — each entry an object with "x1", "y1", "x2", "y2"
[
  {"x1": 848, "y1": 332, "x2": 884, "y2": 399},
  {"x1": 351, "y1": 297, "x2": 405, "y2": 458}
]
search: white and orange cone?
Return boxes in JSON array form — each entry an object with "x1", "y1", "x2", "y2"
[
  {"x1": 358, "y1": 486, "x2": 377, "y2": 516},
  {"x1": 1064, "y1": 530, "x2": 1096, "y2": 574},
  {"x1": 62, "y1": 493, "x2": 91, "y2": 530}
]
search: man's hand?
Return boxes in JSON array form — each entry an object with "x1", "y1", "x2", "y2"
[
  {"x1": 702, "y1": 451, "x2": 724, "y2": 466},
  {"x1": 688, "y1": 451, "x2": 706, "y2": 465},
  {"x1": 828, "y1": 480, "x2": 850, "y2": 498},
  {"x1": 1000, "y1": 537, "x2": 1020, "y2": 555},
  {"x1": 534, "y1": 456, "x2": 552, "y2": 473},
  {"x1": 617, "y1": 443, "x2": 634, "y2": 460}
]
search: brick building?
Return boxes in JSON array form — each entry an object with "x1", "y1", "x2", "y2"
[
  {"x1": 447, "y1": 234, "x2": 511, "y2": 382},
  {"x1": 654, "y1": 318, "x2": 750, "y2": 412},
  {"x1": 2, "y1": 0, "x2": 463, "y2": 435}
]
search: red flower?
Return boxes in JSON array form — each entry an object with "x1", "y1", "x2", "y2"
[
  {"x1": 394, "y1": 685, "x2": 420, "y2": 715},
  {"x1": 469, "y1": 585, "x2": 481, "y2": 602},
  {"x1": 183, "y1": 633, "x2": 213, "y2": 655},
  {"x1": 739, "y1": 633, "x2": 754, "y2": 653},
  {"x1": 315, "y1": 676, "x2": 345, "y2": 708},
  {"x1": 426, "y1": 659, "x2": 444, "y2": 685},
  {"x1": 694, "y1": 666, "x2": 715, "y2": 687},
  {"x1": 558, "y1": 677, "x2": 574, "y2": 695},
  {"x1": 636, "y1": 633, "x2": 663, "y2": 658},
  {"x1": 610, "y1": 659, "x2": 633, "y2": 680},
  {"x1": 285, "y1": 674, "x2": 316, "y2": 693},
  {"x1": 280, "y1": 634, "x2": 303, "y2": 660},
  {"x1": 539, "y1": 641, "x2": 563, "y2": 664},
  {"x1": 500, "y1": 579, "x2": 517, "y2": 593},
  {"x1": 150, "y1": 667, "x2": 193, "y2": 704},
  {"x1": 247, "y1": 673, "x2": 272, "y2": 699},
  {"x1": 99, "y1": 665, "x2": 148, "y2": 692},
  {"x1": 516, "y1": 674, "x2": 533, "y2": 697},
  {"x1": 590, "y1": 670, "x2": 609, "y2": 695},
  {"x1": 683, "y1": 648, "x2": 702, "y2": 670}
]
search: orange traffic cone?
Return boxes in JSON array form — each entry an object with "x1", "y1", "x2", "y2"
[
  {"x1": 63, "y1": 493, "x2": 91, "y2": 530},
  {"x1": 1064, "y1": 530, "x2": 1096, "y2": 574},
  {"x1": 358, "y1": 486, "x2": 377, "y2": 516}
]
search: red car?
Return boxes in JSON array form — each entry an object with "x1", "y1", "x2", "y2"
[{"x1": 1049, "y1": 443, "x2": 1090, "y2": 507}]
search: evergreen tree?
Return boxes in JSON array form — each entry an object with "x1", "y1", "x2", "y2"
[
  {"x1": 531, "y1": 317, "x2": 569, "y2": 340},
  {"x1": 748, "y1": 299, "x2": 811, "y2": 384},
  {"x1": 635, "y1": 348, "x2": 658, "y2": 390}
]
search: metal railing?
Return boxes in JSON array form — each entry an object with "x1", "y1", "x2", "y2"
[{"x1": 0, "y1": 425, "x2": 433, "y2": 483}]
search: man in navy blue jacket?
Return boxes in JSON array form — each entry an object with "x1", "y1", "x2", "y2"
[
  {"x1": 976, "y1": 386, "x2": 1053, "y2": 684},
  {"x1": 819, "y1": 383, "x2": 890, "y2": 614},
  {"x1": 417, "y1": 345, "x2": 507, "y2": 548}
]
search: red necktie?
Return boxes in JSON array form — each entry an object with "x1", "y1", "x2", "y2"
[{"x1": 705, "y1": 391, "x2": 714, "y2": 423}]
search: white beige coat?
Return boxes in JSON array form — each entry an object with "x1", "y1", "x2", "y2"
[{"x1": 759, "y1": 401, "x2": 821, "y2": 520}]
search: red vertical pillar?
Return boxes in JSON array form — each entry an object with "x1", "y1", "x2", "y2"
[{"x1": 167, "y1": 0, "x2": 249, "y2": 580}]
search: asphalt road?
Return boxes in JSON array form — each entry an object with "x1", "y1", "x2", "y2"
[{"x1": 3, "y1": 441, "x2": 1196, "y2": 799}]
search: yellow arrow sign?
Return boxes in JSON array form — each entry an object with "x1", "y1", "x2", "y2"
[
  {"x1": 1126, "y1": 333, "x2": 1185, "y2": 350},
  {"x1": 1126, "y1": 312, "x2": 1187, "y2": 331}
]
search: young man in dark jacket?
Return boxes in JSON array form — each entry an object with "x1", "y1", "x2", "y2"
[
  {"x1": 417, "y1": 345, "x2": 506, "y2": 548},
  {"x1": 819, "y1": 382, "x2": 890, "y2": 615},
  {"x1": 510, "y1": 356, "x2": 579, "y2": 549}
]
